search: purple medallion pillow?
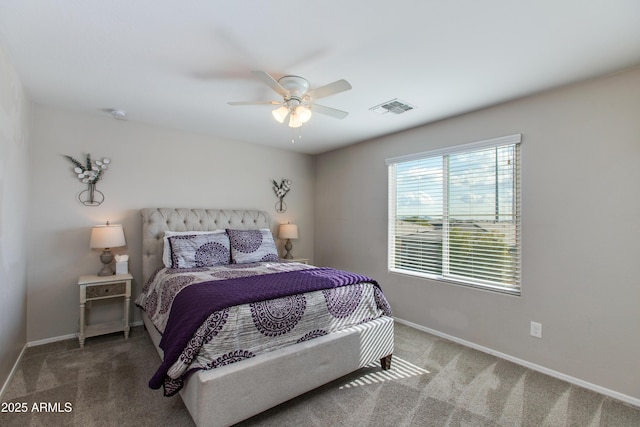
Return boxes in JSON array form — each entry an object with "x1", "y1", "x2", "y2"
[
  {"x1": 168, "y1": 233, "x2": 230, "y2": 268},
  {"x1": 162, "y1": 230, "x2": 224, "y2": 267},
  {"x1": 226, "y1": 229, "x2": 279, "y2": 264}
]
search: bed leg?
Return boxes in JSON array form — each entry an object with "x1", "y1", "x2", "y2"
[{"x1": 380, "y1": 354, "x2": 392, "y2": 370}]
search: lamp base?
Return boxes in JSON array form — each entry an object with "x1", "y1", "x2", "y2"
[
  {"x1": 97, "y1": 265, "x2": 115, "y2": 276},
  {"x1": 283, "y1": 239, "x2": 294, "y2": 259},
  {"x1": 98, "y1": 249, "x2": 115, "y2": 276}
]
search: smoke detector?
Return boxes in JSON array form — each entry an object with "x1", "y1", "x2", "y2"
[{"x1": 109, "y1": 109, "x2": 128, "y2": 120}]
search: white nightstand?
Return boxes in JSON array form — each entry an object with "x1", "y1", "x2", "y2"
[
  {"x1": 282, "y1": 258, "x2": 310, "y2": 264},
  {"x1": 78, "y1": 273, "x2": 132, "y2": 348}
]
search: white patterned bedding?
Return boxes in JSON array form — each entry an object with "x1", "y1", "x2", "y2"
[{"x1": 135, "y1": 261, "x2": 392, "y2": 396}]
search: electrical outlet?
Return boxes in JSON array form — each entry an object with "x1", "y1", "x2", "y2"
[{"x1": 530, "y1": 321, "x2": 542, "y2": 338}]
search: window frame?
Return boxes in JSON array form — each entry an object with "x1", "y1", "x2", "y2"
[{"x1": 386, "y1": 134, "x2": 522, "y2": 295}]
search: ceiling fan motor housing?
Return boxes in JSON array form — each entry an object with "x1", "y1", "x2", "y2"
[{"x1": 278, "y1": 75, "x2": 310, "y2": 101}]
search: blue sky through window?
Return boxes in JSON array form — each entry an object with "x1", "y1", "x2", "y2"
[{"x1": 396, "y1": 145, "x2": 515, "y2": 221}]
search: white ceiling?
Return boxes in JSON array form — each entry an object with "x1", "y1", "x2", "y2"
[{"x1": 1, "y1": 1, "x2": 639, "y2": 155}]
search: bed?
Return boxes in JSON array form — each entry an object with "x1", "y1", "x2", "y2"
[{"x1": 139, "y1": 208, "x2": 394, "y2": 427}]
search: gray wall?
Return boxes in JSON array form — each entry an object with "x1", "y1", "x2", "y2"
[
  {"x1": 26, "y1": 105, "x2": 315, "y2": 342},
  {"x1": 0, "y1": 40, "x2": 30, "y2": 392},
  {"x1": 314, "y1": 67, "x2": 640, "y2": 401}
]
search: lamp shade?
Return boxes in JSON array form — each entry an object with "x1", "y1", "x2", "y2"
[
  {"x1": 279, "y1": 223, "x2": 299, "y2": 240},
  {"x1": 288, "y1": 113, "x2": 303, "y2": 128},
  {"x1": 295, "y1": 105, "x2": 312, "y2": 123},
  {"x1": 90, "y1": 224, "x2": 126, "y2": 249},
  {"x1": 272, "y1": 106, "x2": 289, "y2": 123}
]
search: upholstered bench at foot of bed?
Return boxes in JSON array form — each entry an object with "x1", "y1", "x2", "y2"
[
  {"x1": 143, "y1": 312, "x2": 393, "y2": 427},
  {"x1": 184, "y1": 316, "x2": 394, "y2": 427}
]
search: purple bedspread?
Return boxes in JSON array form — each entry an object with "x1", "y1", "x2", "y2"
[{"x1": 149, "y1": 267, "x2": 379, "y2": 390}]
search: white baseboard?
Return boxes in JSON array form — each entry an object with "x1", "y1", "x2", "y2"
[
  {"x1": 27, "y1": 321, "x2": 145, "y2": 347},
  {"x1": 26, "y1": 320, "x2": 145, "y2": 348},
  {"x1": 394, "y1": 317, "x2": 640, "y2": 408},
  {"x1": 27, "y1": 333, "x2": 77, "y2": 347},
  {"x1": 0, "y1": 344, "x2": 27, "y2": 399}
]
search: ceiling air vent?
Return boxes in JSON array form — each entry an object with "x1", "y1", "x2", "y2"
[{"x1": 370, "y1": 99, "x2": 415, "y2": 115}]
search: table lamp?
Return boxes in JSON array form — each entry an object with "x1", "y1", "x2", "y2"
[
  {"x1": 279, "y1": 223, "x2": 299, "y2": 259},
  {"x1": 90, "y1": 222, "x2": 126, "y2": 276}
]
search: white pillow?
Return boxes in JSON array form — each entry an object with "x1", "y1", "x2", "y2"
[{"x1": 162, "y1": 230, "x2": 224, "y2": 267}]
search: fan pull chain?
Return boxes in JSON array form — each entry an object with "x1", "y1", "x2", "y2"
[{"x1": 290, "y1": 127, "x2": 302, "y2": 144}]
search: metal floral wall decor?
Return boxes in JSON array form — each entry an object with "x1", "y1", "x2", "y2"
[
  {"x1": 64, "y1": 154, "x2": 110, "y2": 206},
  {"x1": 272, "y1": 178, "x2": 291, "y2": 213}
]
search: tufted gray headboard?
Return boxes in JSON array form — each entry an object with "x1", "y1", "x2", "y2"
[{"x1": 140, "y1": 208, "x2": 271, "y2": 284}]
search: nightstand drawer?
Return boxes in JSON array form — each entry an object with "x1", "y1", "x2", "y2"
[{"x1": 86, "y1": 282, "x2": 126, "y2": 299}]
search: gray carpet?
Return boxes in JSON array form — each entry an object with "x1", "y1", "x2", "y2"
[{"x1": 2, "y1": 323, "x2": 639, "y2": 426}]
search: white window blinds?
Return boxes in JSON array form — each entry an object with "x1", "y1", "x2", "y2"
[{"x1": 387, "y1": 134, "x2": 521, "y2": 294}]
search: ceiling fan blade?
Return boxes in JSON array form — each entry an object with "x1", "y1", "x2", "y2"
[
  {"x1": 310, "y1": 103, "x2": 349, "y2": 119},
  {"x1": 251, "y1": 70, "x2": 288, "y2": 97},
  {"x1": 306, "y1": 79, "x2": 352, "y2": 100},
  {"x1": 227, "y1": 101, "x2": 282, "y2": 106}
]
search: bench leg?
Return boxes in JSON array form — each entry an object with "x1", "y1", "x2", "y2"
[{"x1": 380, "y1": 354, "x2": 392, "y2": 370}]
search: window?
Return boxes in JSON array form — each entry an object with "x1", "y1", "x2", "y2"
[{"x1": 387, "y1": 134, "x2": 521, "y2": 294}]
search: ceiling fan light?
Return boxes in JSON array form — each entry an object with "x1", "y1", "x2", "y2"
[
  {"x1": 288, "y1": 114, "x2": 303, "y2": 128},
  {"x1": 272, "y1": 106, "x2": 289, "y2": 123},
  {"x1": 295, "y1": 105, "x2": 312, "y2": 123}
]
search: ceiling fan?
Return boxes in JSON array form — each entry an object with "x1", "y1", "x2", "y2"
[{"x1": 228, "y1": 71, "x2": 352, "y2": 128}]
